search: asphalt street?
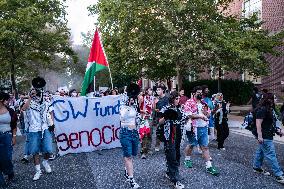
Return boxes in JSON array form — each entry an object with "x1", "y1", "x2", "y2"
[{"x1": 4, "y1": 130, "x2": 284, "y2": 189}]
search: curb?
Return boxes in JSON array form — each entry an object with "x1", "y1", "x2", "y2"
[{"x1": 230, "y1": 129, "x2": 284, "y2": 145}]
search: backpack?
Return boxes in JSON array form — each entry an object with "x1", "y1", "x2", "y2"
[
  {"x1": 242, "y1": 109, "x2": 283, "y2": 137},
  {"x1": 241, "y1": 112, "x2": 255, "y2": 131}
]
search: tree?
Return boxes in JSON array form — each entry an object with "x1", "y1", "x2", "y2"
[
  {"x1": 0, "y1": 0, "x2": 75, "y2": 95},
  {"x1": 89, "y1": 0, "x2": 283, "y2": 90}
]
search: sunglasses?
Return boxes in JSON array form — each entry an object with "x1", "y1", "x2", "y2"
[{"x1": 175, "y1": 97, "x2": 180, "y2": 100}]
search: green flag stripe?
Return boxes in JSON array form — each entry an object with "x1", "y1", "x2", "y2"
[{"x1": 81, "y1": 63, "x2": 107, "y2": 96}]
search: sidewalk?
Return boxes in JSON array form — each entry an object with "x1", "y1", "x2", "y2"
[{"x1": 228, "y1": 114, "x2": 284, "y2": 144}]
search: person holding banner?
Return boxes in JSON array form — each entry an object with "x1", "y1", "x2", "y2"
[
  {"x1": 21, "y1": 88, "x2": 55, "y2": 181},
  {"x1": 119, "y1": 84, "x2": 141, "y2": 189}
]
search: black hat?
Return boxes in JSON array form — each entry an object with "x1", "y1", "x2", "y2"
[
  {"x1": 0, "y1": 92, "x2": 10, "y2": 101},
  {"x1": 126, "y1": 83, "x2": 140, "y2": 98},
  {"x1": 32, "y1": 77, "x2": 46, "y2": 89}
]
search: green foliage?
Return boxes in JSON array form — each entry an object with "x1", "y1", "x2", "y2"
[
  {"x1": 0, "y1": 0, "x2": 75, "y2": 92},
  {"x1": 183, "y1": 79, "x2": 254, "y2": 105},
  {"x1": 89, "y1": 0, "x2": 283, "y2": 87}
]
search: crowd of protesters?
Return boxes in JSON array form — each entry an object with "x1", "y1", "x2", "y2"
[{"x1": 1, "y1": 83, "x2": 284, "y2": 188}]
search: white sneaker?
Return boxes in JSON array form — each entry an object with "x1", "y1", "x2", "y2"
[
  {"x1": 175, "y1": 181, "x2": 185, "y2": 189},
  {"x1": 155, "y1": 147, "x2": 160, "y2": 152},
  {"x1": 197, "y1": 147, "x2": 202, "y2": 154},
  {"x1": 165, "y1": 173, "x2": 170, "y2": 180},
  {"x1": 49, "y1": 154, "x2": 57, "y2": 160},
  {"x1": 33, "y1": 170, "x2": 42, "y2": 181},
  {"x1": 42, "y1": 161, "x2": 52, "y2": 173},
  {"x1": 130, "y1": 178, "x2": 140, "y2": 188}
]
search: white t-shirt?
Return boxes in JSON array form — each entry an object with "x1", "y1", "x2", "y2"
[{"x1": 195, "y1": 102, "x2": 208, "y2": 127}]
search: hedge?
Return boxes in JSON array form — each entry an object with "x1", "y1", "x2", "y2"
[{"x1": 182, "y1": 79, "x2": 254, "y2": 105}]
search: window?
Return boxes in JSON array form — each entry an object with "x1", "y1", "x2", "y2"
[
  {"x1": 210, "y1": 66, "x2": 225, "y2": 80},
  {"x1": 242, "y1": 1, "x2": 262, "y2": 84},
  {"x1": 242, "y1": 0, "x2": 262, "y2": 20},
  {"x1": 243, "y1": 71, "x2": 262, "y2": 84}
]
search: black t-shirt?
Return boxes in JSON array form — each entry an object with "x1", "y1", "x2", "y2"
[
  {"x1": 156, "y1": 96, "x2": 169, "y2": 118},
  {"x1": 252, "y1": 93, "x2": 261, "y2": 109},
  {"x1": 156, "y1": 96, "x2": 169, "y2": 111},
  {"x1": 255, "y1": 107, "x2": 274, "y2": 140}
]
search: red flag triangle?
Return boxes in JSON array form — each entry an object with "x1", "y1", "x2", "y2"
[{"x1": 88, "y1": 29, "x2": 108, "y2": 67}]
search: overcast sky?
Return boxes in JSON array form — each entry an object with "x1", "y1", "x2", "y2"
[{"x1": 65, "y1": 0, "x2": 98, "y2": 45}]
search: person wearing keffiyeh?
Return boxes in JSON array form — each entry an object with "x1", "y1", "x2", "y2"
[
  {"x1": 21, "y1": 88, "x2": 54, "y2": 181},
  {"x1": 159, "y1": 91, "x2": 187, "y2": 189},
  {"x1": 213, "y1": 93, "x2": 230, "y2": 150}
]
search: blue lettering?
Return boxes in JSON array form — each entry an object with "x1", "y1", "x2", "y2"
[
  {"x1": 93, "y1": 102, "x2": 100, "y2": 116},
  {"x1": 52, "y1": 100, "x2": 69, "y2": 122},
  {"x1": 69, "y1": 99, "x2": 88, "y2": 119},
  {"x1": 100, "y1": 106, "x2": 108, "y2": 117},
  {"x1": 92, "y1": 100, "x2": 121, "y2": 117},
  {"x1": 112, "y1": 100, "x2": 121, "y2": 115}
]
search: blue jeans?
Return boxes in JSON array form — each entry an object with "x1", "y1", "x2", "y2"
[
  {"x1": 28, "y1": 129, "x2": 53, "y2": 155},
  {"x1": 24, "y1": 133, "x2": 29, "y2": 155},
  {"x1": 186, "y1": 127, "x2": 209, "y2": 147},
  {"x1": 253, "y1": 139, "x2": 283, "y2": 177},
  {"x1": 119, "y1": 128, "x2": 139, "y2": 157},
  {"x1": 0, "y1": 133, "x2": 14, "y2": 185}
]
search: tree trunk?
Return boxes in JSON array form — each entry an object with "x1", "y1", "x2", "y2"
[
  {"x1": 10, "y1": 48, "x2": 18, "y2": 98},
  {"x1": 176, "y1": 59, "x2": 182, "y2": 91},
  {"x1": 218, "y1": 66, "x2": 222, "y2": 92},
  {"x1": 166, "y1": 77, "x2": 172, "y2": 91}
]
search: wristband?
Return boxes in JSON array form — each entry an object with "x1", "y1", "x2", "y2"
[{"x1": 13, "y1": 135, "x2": 16, "y2": 137}]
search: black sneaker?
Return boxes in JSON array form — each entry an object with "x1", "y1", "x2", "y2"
[
  {"x1": 253, "y1": 168, "x2": 271, "y2": 176},
  {"x1": 21, "y1": 157, "x2": 29, "y2": 163},
  {"x1": 124, "y1": 169, "x2": 130, "y2": 181},
  {"x1": 8, "y1": 173, "x2": 15, "y2": 181},
  {"x1": 0, "y1": 182, "x2": 7, "y2": 188}
]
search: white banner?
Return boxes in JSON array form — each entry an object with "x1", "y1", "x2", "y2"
[{"x1": 52, "y1": 95, "x2": 121, "y2": 156}]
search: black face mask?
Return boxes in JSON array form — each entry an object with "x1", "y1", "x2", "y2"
[{"x1": 196, "y1": 94, "x2": 202, "y2": 100}]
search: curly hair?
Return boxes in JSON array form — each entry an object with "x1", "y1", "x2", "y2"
[
  {"x1": 256, "y1": 93, "x2": 275, "y2": 118},
  {"x1": 169, "y1": 91, "x2": 179, "y2": 104},
  {"x1": 0, "y1": 92, "x2": 10, "y2": 101}
]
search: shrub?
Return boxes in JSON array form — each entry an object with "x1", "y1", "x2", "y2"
[{"x1": 182, "y1": 79, "x2": 254, "y2": 105}]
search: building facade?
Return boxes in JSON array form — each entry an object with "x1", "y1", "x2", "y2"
[{"x1": 199, "y1": 0, "x2": 284, "y2": 98}]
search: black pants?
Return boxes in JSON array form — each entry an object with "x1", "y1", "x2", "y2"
[
  {"x1": 175, "y1": 125, "x2": 182, "y2": 166},
  {"x1": 164, "y1": 126, "x2": 182, "y2": 184},
  {"x1": 216, "y1": 120, "x2": 229, "y2": 149}
]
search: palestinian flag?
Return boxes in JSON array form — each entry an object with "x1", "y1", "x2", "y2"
[{"x1": 81, "y1": 29, "x2": 109, "y2": 96}]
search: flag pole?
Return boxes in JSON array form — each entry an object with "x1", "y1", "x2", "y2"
[
  {"x1": 108, "y1": 66, "x2": 114, "y2": 90},
  {"x1": 97, "y1": 28, "x2": 114, "y2": 90},
  {"x1": 94, "y1": 76, "x2": 96, "y2": 93}
]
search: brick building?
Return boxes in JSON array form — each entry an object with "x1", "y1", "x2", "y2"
[{"x1": 200, "y1": 0, "x2": 284, "y2": 98}]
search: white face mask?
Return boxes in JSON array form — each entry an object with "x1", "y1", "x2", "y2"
[{"x1": 72, "y1": 92, "x2": 77, "y2": 97}]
